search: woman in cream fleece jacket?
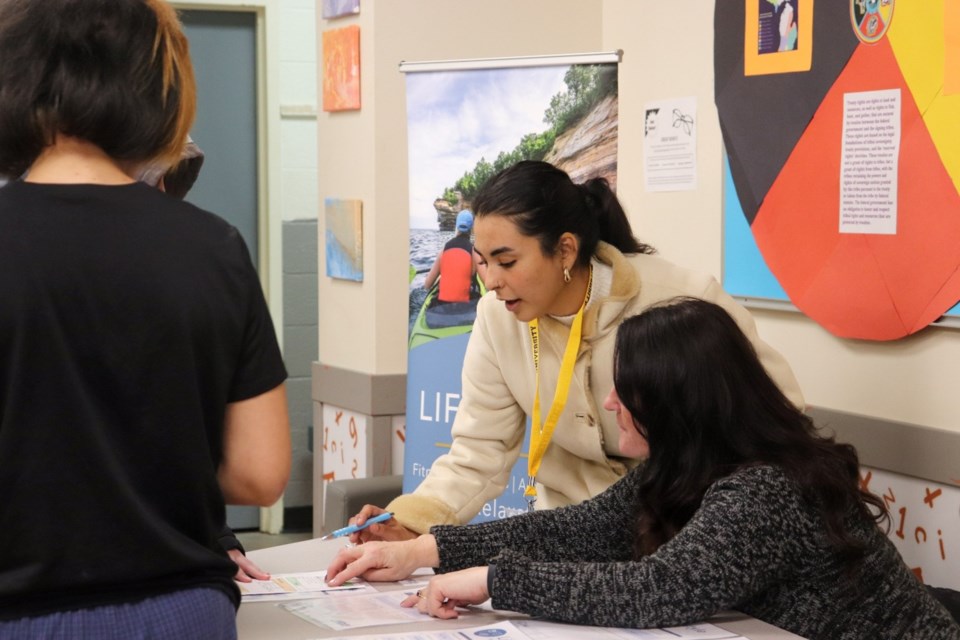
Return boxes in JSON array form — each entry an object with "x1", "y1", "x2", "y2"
[{"x1": 353, "y1": 160, "x2": 804, "y2": 539}]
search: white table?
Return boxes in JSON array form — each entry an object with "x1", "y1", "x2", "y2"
[{"x1": 238, "y1": 538, "x2": 806, "y2": 639}]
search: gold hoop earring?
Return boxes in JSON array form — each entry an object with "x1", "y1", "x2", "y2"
[{"x1": 563, "y1": 267, "x2": 571, "y2": 284}]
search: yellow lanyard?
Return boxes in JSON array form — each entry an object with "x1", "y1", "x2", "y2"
[{"x1": 524, "y1": 267, "x2": 592, "y2": 509}]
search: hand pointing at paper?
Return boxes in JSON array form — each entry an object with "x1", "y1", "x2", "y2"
[
  {"x1": 325, "y1": 535, "x2": 439, "y2": 586},
  {"x1": 324, "y1": 533, "x2": 490, "y2": 621},
  {"x1": 400, "y1": 567, "x2": 490, "y2": 620}
]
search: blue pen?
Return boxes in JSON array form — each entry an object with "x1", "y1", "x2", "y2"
[{"x1": 320, "y1": 511, "x2": 394, "y2": 540}]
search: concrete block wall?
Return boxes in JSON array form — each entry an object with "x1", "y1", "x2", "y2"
[
  {"x1": 278, "y1": 0, "x2": 319, "y2": 225},
  {"x1": 276, "y1": 0, "x2": 318, "y2": 529},
  {"x1": 282, "y1": 218, "x2": 319, "y2": 513}
]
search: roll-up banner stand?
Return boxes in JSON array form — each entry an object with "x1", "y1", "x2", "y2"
[{"x1": 402, "y1": 51, "x2": 621, "y2": 522}]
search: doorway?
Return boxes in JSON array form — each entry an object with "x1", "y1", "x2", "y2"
[{"x1": 181, "y1": 8, "x2": 261, "y2": 530}]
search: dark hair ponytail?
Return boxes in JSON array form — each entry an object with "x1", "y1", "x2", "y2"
[
  {"x1": 579, "y1": 177, "x2": 654, "y2": 258},
  {"x1": 473, "y1": 160, "x2": 654, "y2": 265}
]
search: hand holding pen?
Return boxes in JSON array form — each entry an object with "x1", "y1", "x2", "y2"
[
  {"x1": 336, "y1": 505, "x2": 418, "y2": 544},
  {"x1": 320, "y1": 511, "x2": 395, "y2": 540}
]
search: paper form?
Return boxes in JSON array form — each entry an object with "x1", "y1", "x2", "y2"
[
  {"x1": 239, "y1": 570, "x2": 375, "y2": 602},
  {"x1": 312, "y1": 619, "x2": 747, "y2": 640},
  {"x1": 317, "y1": 620, "x2": 530, "y2": 640},
  {"x1": 281, "y1": 589, "x2": 485, "y2": 631},
  {"x1": 395, "y1": 566, "x2": 435, "y2": 588}
]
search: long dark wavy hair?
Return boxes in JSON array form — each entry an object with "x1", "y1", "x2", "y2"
[
  {"x1": 613, "y1": 298, "x2": 887, "y2": 573},
  {"x1": 472, "y1": 160, "x2": 655, "y2": 264}
]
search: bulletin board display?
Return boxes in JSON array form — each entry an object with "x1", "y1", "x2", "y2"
[
  {"x1": 716, "y1": 0, "x2": 960, "y2": 341},
  {"x1": 723, "y1": 156, "x2": 960, "y2": 318}
]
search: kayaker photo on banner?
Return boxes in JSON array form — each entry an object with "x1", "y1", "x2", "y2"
[
  {"x1": 414, "y1": 209, "x2": 483, "y2": 344},
  {"x1": 423, "y1": 209, "x2": 477, "y2": 304}
]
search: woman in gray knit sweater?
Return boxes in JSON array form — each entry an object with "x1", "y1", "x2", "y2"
[{"x1": 327, "y1": 298, "x2": 960, "y2": 639}]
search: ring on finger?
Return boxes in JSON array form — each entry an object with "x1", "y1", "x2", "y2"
[{"x1": 415, "y1": 590, "x2": 426, "y2": 599}]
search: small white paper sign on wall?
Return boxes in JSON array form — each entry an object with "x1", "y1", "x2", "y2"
[
  {"x1": 863, "y1": 467, "x2": 960, "y2": 590},
  {"x1": 643, "y1": 96, "x2": 698, "y2": 192},
  {"x1": 321, "y1": 404, "x2": 368, "y2": 484}
]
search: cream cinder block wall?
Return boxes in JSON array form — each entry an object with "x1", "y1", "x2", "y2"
[
  {"x1": 279, "y1": 0, "x2": 319, "y2": 223},
  {"x1": 316, "y1": 0, "x2": 604, "y2": 374},
  {"x1": 604, "y1": 0, "x2": 960, "y2": 433}
]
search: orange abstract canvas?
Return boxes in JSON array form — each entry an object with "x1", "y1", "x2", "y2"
[{"x1": 322, "y1": 25, "x2": 360, "y2": 111}]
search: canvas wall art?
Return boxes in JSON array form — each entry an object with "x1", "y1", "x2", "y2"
[
  {"x1": 322, "y1": 25, "x2": 361, "y2": 111},
  {"x1": 325, "y1": 198, "x2": 363, "y2": 281},
  {"x1": 322, "y1": 0, "x2": 359, "y2": 20}
]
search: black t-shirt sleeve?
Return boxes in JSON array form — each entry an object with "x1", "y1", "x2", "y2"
[
  {"x1": 218, "y1": 526, "x2": 246, "y2": 554},
  {"x1": 228, "y1": 232, "x2": 287, "y2": 402}
]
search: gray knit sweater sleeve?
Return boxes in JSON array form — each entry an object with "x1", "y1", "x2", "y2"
[
  {"x1": 432, "y1": 465, "x2": 960, "y2": 638},
  {"x1": 431, "y1": 467, "x2": 640, "y2": 569},
  {"x1": 437, "y1": 465, "x2": 799, "y2": 628}
]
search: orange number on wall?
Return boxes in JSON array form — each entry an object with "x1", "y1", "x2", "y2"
[
  {"x1": 349, "y1": 417, "x2": 358, "y2": 448},
  {"x1": 895, "y1": 506, "x2": 907, "y2": 540}
]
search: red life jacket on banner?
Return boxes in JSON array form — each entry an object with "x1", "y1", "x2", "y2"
[{"x1": 438, "y1": 234, "x2": 473, "y2": 302}]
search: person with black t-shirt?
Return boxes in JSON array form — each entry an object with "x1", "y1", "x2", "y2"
[
  {"x1": 0, "y1": 1, "x2": 291, "y2": 637},
  {"x1": 139, "y1": 139, "x2": 277, "y2": 586}
]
